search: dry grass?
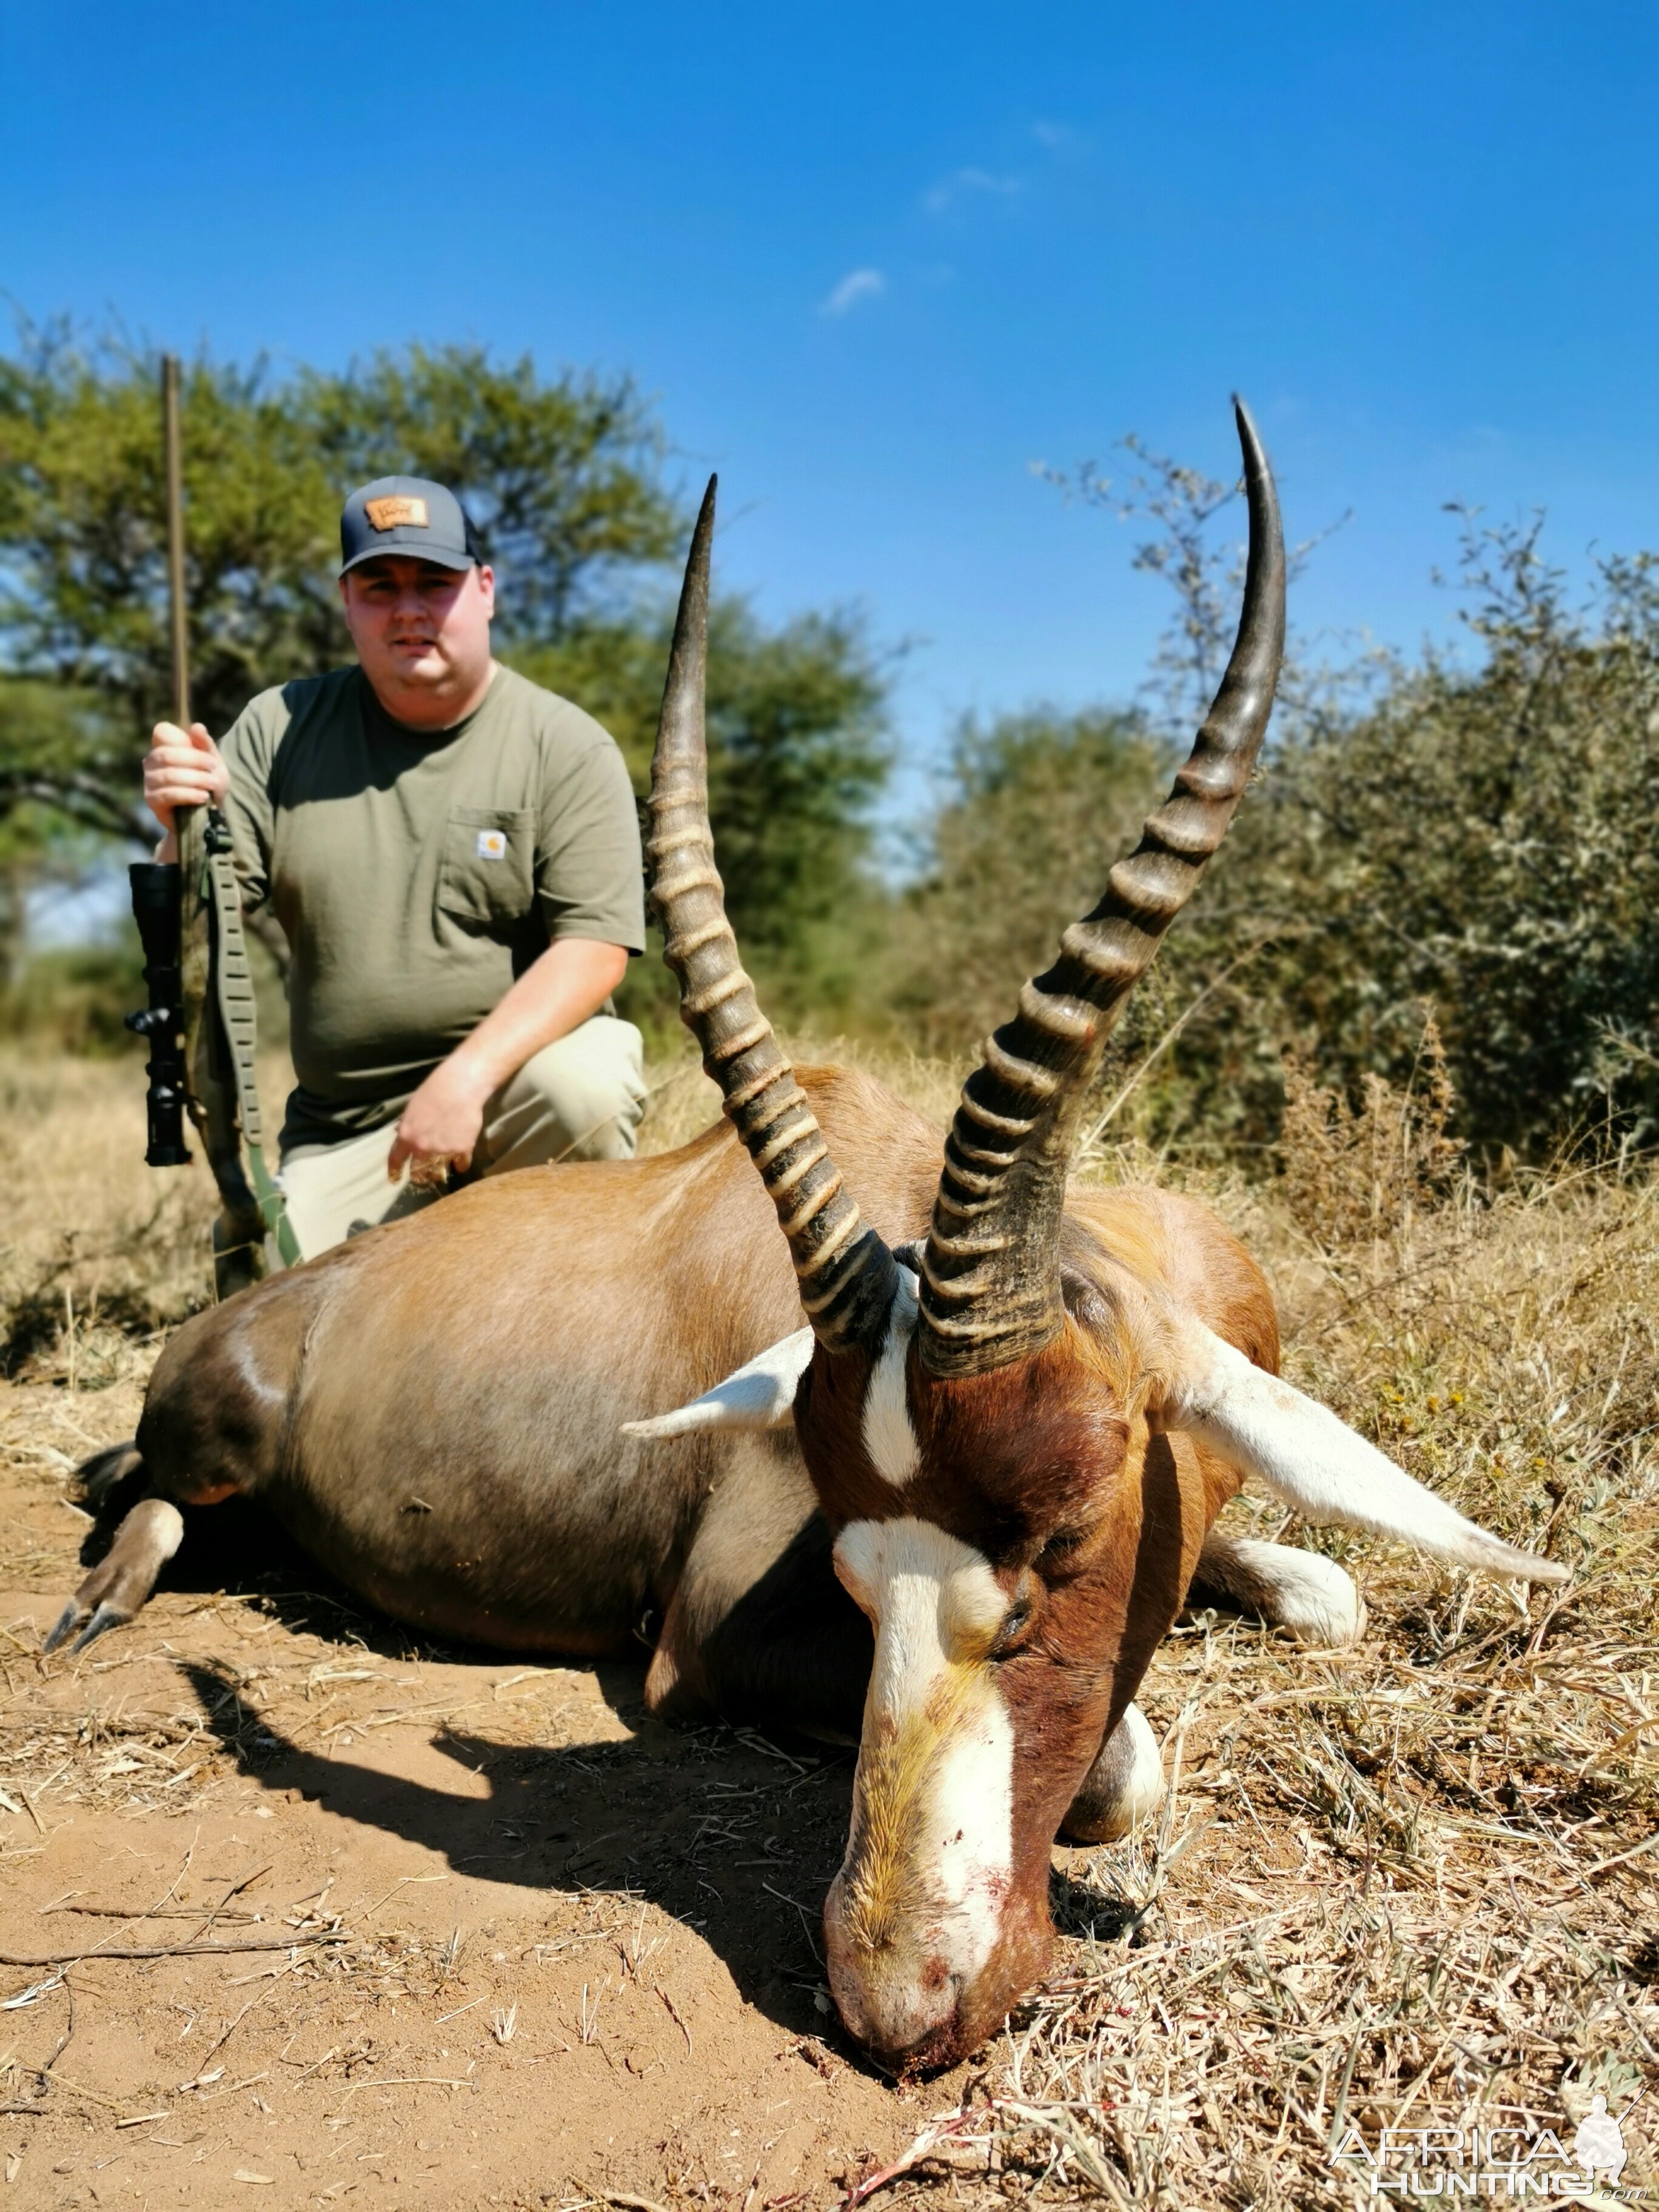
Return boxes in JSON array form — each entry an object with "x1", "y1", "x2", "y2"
[
  {"x1": 0, "y1": 1041, "x2": 1655, "y2": 2205},
  {"x1": 0, "y1": 1050, "x2": 226, "y2": 1389},
  {"x1": 0, "y1": 1035, "x2": 964, "y2": 1387}
]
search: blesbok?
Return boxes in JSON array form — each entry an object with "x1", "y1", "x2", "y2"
[{"x1": 51, "y1": 403, "x2": 1565, "y2": 2075}]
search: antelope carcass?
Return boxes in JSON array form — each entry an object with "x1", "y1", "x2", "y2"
[{"x1": 52, "y1": 403, "x2": 1565, "y2": 2073}]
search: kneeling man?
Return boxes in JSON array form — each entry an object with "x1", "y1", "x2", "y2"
[{"x1": 143, "y1": 476, "x2": 648, "y2": 1256}]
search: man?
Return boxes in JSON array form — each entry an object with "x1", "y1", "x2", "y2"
[{"x1": 143, "y1": 475, "x2": 648, "y2": 1257}]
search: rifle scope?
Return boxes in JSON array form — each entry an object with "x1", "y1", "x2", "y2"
[{"x1": 126, "y1": 859, "x2": 191, "y2": 1167}]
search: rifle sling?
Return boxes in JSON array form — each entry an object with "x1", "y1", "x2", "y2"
[{"x1": 203, "y1": 814, "x2": 302, "y2": 1269}]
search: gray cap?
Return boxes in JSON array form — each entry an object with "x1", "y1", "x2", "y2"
[{"x1": 339, "y1": 475, "x2": 481, "y2": 577}]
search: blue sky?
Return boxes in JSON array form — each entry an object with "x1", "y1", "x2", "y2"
[{"x1": 7, "y1": 1, "x2": 1658, "y2": 829}]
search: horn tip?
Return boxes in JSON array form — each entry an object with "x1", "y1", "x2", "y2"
[
  {"x1": 688, "y1": 475, "x2": 719, "y2": 558},
  {"x1": 1230, "y1": 392, "x2": 1267, "y2": 472}
]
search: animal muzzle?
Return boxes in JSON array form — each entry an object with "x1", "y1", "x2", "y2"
[
  {"x1": 823, "y1": 1880, "x2": 967, "y2": 2071},
  {"x1": 822, "y1": 1683, "x2": 1020, "y2": 2070},
  {"x1": 825, "y1": 1515, "x2": 1030, "y2": 2070}
]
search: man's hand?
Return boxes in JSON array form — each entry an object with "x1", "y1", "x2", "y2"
[
  {"x1": 387, "y1": 1059, "x2": 494, "y2": 1184},
  {"x1": 387, "y1": 937, "x2": 629, "y2": 1188},
  {"x1": 145, "y1": 721, "x2": 230, "y2": 861}
]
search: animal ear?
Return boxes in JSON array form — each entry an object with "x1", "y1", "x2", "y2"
[
  {"x1": 622, "y1": 1327, "x2": 814, "y2": 1441},
  {"x1": 1161, "y1": 1319, "x2": 1569, "y2": 1586}
]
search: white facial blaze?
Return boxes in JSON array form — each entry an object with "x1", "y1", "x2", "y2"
[
  {"x1": 828, "y1": 1517, "x2": 1014, "y2": 2050},
  {"x1": 860, "y1": 1264, "x2": 920, "y2": 1486}
]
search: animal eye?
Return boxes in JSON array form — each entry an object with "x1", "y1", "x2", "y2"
[{"x1": 990, "y1": 1601, "x2": 1033, "y2": 1660}]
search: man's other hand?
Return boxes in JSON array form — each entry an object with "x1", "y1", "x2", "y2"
[
  {"x1": 389, "y1": 1061, "x2": 492, "y2": 1185},
  {"x1": 387, "y1": 938, "x2": 630, "y2": 1188},
  {"x1": 145, "y1": 722, "x2": 230, "y2": 861}
]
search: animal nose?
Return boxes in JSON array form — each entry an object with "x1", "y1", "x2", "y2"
[
  {"x1": 823, "y1": 1875, "x2": 967, "y2": 2074},
  {"x1": 874, "y1": 2003, "x2": 971, "y2": 2075}
]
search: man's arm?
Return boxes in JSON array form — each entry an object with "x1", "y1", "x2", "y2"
[{"x1": 387, "y1": 936, "x2": 630, "y2": 1179}]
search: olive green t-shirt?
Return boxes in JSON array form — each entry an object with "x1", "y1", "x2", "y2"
[{"x1": 220, "y1": 664, "x2": 645, "y2": 1150}]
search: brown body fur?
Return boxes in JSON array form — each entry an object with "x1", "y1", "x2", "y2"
[{"x1": 95, "y1": 1067, "x2": 1272, "y2": 1728}]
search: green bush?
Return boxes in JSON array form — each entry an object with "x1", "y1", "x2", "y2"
[
  {"x1": 890, "y1": 515, "x2": 1659, "y2": 1164},
  {"x1": 0, "y1": 939, "x2": 146, "y2": 1054},
  {"x1": 1167, "y1": 520, "x2": 1659, "y2": 1158},
  {"x1": 882, "y1": 707, "x2": 1167, "y2": 1051}
]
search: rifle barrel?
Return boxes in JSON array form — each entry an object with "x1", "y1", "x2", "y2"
[{"x1": 161, "y1": 354, "x2": 189, "y2": 729}]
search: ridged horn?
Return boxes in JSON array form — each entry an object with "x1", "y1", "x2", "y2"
[
  {"x1": 648, "y1": 477, "x2": 900, "y2": 1355},
  {"x1": 918, "y1": 398, "x2": 1285, "y2": 1378}
]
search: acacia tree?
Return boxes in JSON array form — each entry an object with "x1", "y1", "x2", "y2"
[
  {"x1": 0, "y1": 321, "x2": 893, "y2": 1011},
  {"x1": 0, "y1": 323, "x2": 679, "y2": 843},
  {"x1": 520, "y1": 599, "x2": 892, "y2": 1024},
  {"x1": 297, "y1": 346, "x2": 681, "y2": 647}
]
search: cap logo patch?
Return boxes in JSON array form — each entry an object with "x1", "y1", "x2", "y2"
[
  {"x1": 364, "y1": 495, "x2": 429, "y2": 531},
  {"x1": 476, "y1": 829, "x2": 508, "y2": 861}
]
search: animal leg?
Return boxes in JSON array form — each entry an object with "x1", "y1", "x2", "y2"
[
  {"x1": 645, "y1": 1434, "x2": 871, "y2": 1740},
  {"x1": 1059, "y1": 1704, "x2": 1165, "y2": 1843},
  {"x1": 44, "y1": 1496, "x2": 185, "y2": 1656},
  {"x1": 1190, "y1": 1524, "x2": 1366, "y2": 1649}
]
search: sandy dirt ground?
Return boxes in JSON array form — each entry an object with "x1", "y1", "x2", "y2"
[
  {"x1": 0, "y1": 1372, "x2": 942, "y2": 2211},
  {"x1": 2, "y1": 1052, "x2": 1655, "y2": 2207}
]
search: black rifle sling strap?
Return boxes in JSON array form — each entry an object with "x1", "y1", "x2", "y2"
[{"x1": 178, "y1": 802, "x2": 261, "y2": 1297}]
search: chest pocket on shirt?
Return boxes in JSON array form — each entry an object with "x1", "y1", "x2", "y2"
[{"x1": 437, "y1": 807, "x2": 536, "y2": 931}]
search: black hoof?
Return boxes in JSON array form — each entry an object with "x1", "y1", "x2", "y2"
[
  {"x1": 70, "y1": 1602, "x2": 130, "y2": 1655},
  {"x1": 42, "y1": 1601, "x2": 84, "y2": 1656}
]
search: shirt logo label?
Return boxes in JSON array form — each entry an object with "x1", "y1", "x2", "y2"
[
  {"x1": 364, "y1": 495, "x2": 429, "y2": 531},
  {"x1": 476, "y1": 828, "x2": 508, "y2": 861}
]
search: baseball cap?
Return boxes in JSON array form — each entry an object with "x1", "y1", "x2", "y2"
[{"x1": 338, "y1": 475, "x2": 483, "y2": 577}]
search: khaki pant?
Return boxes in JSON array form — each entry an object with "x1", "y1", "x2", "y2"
[{"x1": 278, "y1": 1016, "x2": 647, "y2": 1258}]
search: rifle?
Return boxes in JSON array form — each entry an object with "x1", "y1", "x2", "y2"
[{"x1": 127, "y1": 354, "x2": 301, "y2": 1296}]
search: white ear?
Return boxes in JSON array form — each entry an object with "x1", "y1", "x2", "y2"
[
  {"x1": 621, "y1": 1326, "x2": 814, "y2": 1441},
  {"x1": 1165, "y1": 1321, "x2": 1569, "y2": 1586}
]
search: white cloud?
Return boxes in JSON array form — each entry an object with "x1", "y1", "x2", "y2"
[
  {"x1": 923, "y1": 166, "x2": 1022, "y2": 216},
  {"x1": 820, "y1": 267, "x2": 886, "y2": 317}
]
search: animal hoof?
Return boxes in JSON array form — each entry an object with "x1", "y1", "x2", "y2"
[
  {"x1": 42, "y1": 1601, "x2": 84, "y2": 1656},
  {"x1": 70, "y1": 1602, "x2": 131, "y2": 1655}
]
